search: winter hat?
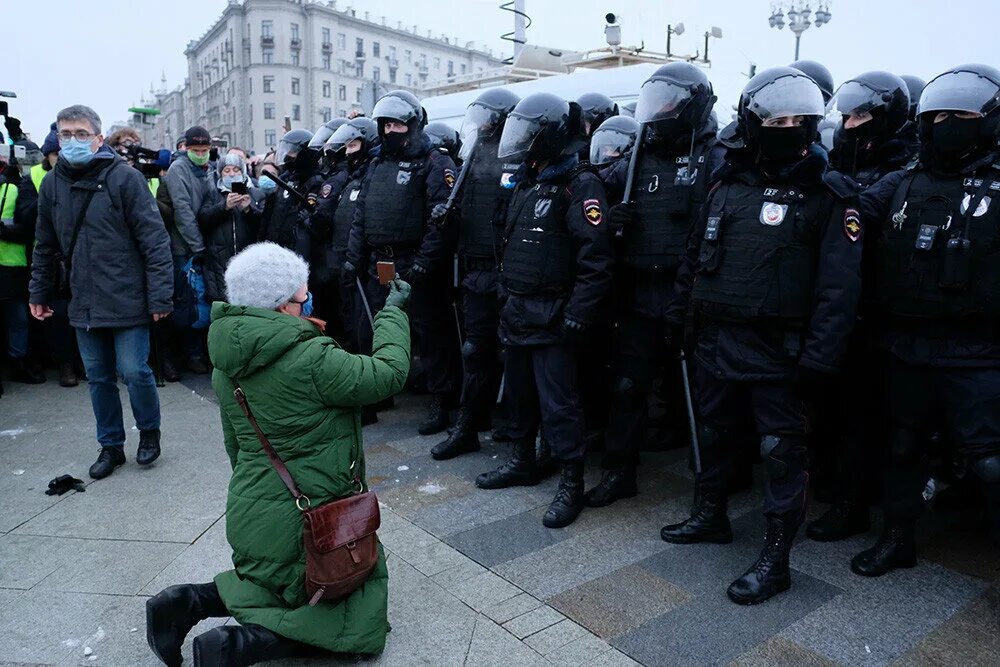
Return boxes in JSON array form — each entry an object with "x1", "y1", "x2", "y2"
[
  {"x1": 41, "y1": 122, "x2": 59, "y2": 157},
  {"x1": 184, "y1": 125, "x2": 212, "y2": 148},
  {"x1": 216, "y1": 153, "x2": 249, "y2": 190},
  {"x1": 225, "y1": 242, "x2": 309, "y2": 309}
]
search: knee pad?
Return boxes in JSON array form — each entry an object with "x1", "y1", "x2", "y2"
[
  {"x1": 971, "y1": 455, "x2": 1000, "y2": 484},
  {"x1": 888, "y1": 429, "x2": 922, "y2": 466},
  {"x1": 760, "y1": 435, "x2": 806, "y2": 480},
  {"x1": 461, "y1": 340, "x2": 477, "y2": 360}
]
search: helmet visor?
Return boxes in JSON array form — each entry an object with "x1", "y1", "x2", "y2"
[
  {"x1": 459, "y1": 104, "x2": 500, "y2": 160},
  {"x1": 372, "y1": 95, "x2": 418, "y2": 124},
  {"x1": 589, "y1": 127, "x2": 634, "y2": 166},
  {"x1": 276, "y1": 139, "x2": 301, "y2": 166},
  {"x1": 308, "y1": 126, "x2": 336, "y2": 149},
  {"x1": 747, "y1": 74, "x2": 826, "y2": 120},
  {"x1": 828, "y1": 80, "x2": 888, "y2": 117},
  {"x1": 634, "y1": 79, "x2": 693, "y2": 123},
  {"x1": 917, "y1": 70, "x2": 1000, "y2": 116},
  {"x1": 326, "y1": 123, "x2": 364, "y2": 153},
  {"x1": 497, "y1": 113, "x2": 544, "y2": 159}
]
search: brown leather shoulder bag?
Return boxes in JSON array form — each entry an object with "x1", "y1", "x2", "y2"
[{"x1": 232, "y1": 382, "x2": 380, "y2": 605}]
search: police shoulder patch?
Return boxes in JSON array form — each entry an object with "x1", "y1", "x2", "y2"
[
  {"x1": 583, "y1": 199, "x2": 602, "y2": 225},
  {"x1": 320, "y1": 183, "x2": 333, "y2": 198},
  {"x1": 444, "y1": 168, "x2": 456, "y2": 188},
  {"x1": 844, "y1": 207, "x2": 862, "y2": 243}
]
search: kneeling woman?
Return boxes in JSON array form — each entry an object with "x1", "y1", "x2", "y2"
[{"x1": 145, "y1": 242, "x2": 411, "y2": 665}]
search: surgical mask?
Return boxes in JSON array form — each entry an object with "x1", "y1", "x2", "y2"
[
  {"x1": 301, "y1": 291, "x2": 313, "y2": 318},
  {"x1": 60, "y1": 138, "x2": 97, "y2": 166},
  {"x1": 188, "y1": 150, "x2": 210, "y2": 167},
  {"x1": 258, "y1": 175, "x2": 278, "y2": 193},
  {"x1": 221, "y1": 174, "x2": 244, "y2": 191},
  {"x1": 381, "y1": 131, "x2": 409, "y2": 156},
  {"x1": 757, "y1": 125, "x2": 811, "y2": 163}
]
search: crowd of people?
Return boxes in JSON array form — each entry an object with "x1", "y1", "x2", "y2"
[{"x1": 1, "y1": 55, "x2": 999, "y2": 665}]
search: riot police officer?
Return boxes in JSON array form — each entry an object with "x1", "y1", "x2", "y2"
[
  {"x1": 588, "y1": 115, "x2": 640, "y2": 170},
  {"x1": 431, "y1": 88, "x2": 521, "y2": 460},
  {"x1": 577, "y1": 92, "x2": 620, "y2": 141},
  {"x1": 344, "y1": 90, "x2": 461, "y2": 435},
  {"x1": 661, "y1": 67, "x2": 863, "y2": 605},
  {"x1": 806, "y1": 72, "x2": 914, "y2": 542},
  {"x1": 425, "y1": 121, "x2": 463, "y2": 165},
  {"x1": 588, "y1": 63, "x2": 722, "y2": 508},
  {"x1": 475, "y1": 93, "x2": 614, "y2": 529},
  {"x1": 853, "y1": 64, "x2": 1000, "y2": 575},
  {"x1": 309, "y1": 118, "x2": 349, "y2": 177},
  {"x1": 900, "y1": 75, "x2": 927, "y2": 122},
  {"x1": 259, "y1": 129, "x2": 323, "y2": 260}
]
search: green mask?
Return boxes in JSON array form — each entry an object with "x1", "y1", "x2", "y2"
[{"x1": 188, "y1": 150, "x2": 210, "y2": 167}]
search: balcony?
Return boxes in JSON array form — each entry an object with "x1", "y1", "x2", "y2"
[
  {"x1": 386, "y1": 57, "x2": 399, "y2": 70},
  {"x1": 260, "y1": 35, "x2": 274, "y2": 47},
  {"x1": 321, "y1": 41, "x2": 333, "y2": 54},
  {"x1": 290, "y1": 38, "x2": 301, "y2": 50},
  {"x1": 355, "y1": 50, "x2": 366, "y2": 61}
]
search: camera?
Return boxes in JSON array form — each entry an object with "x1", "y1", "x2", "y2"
[{"x1": 123, "y1": 144, "x2": 170, "y2": 179}]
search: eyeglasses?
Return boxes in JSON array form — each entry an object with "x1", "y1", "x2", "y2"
[{"x1": 58, "y1": 130, "x2": 96, "y2": 142}]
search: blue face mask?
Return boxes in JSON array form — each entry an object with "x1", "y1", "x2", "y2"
[
  {"x1": 221, "y1": 174, "x2": 244, "y2": 191},
  {"x1": 301, "y1": 291, "x2": 313, "y2": 318},
  {"x1": 60, "y1": 138, "x2": 96, "y2": 166},
  {"x1": 258, "y1": 175, "x2": 277, "y2": 192}
]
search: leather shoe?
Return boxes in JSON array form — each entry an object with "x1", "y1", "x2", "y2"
[
  {"x1": 192, "y1": 623, "x2": 324, "y2": 667},
  {"x1": 161, "y1": 357, "x2": 181, "y2": 383},
  {"x1": 418, "y1": 395, "x2": 450, "y2": 436},
  {"x1": 136, "y1": 429, "x2": 161, "y2": 466},
  {"x1": 187, "y1": 357, "x2": 211, "y2": 375},
  {"x1": 58, "y1": 362, "x2": 79, "y2": 387},
  {"x1": 542, "y1": 459, "x2": 585, "y2": 528},
  {"x1": 89, "y1": 446, "x2": 125, "y2": 480},
  {"x1": 851, "y1": 522, "x2": 917, "y2": 577},
  {"x1": 661, "y1": 489, "x2": 732, "y2": 544},
  {"x1": 431, "y1": 409, "x2": 480, "y2": 460},
  {"x1": 727, "y1": 514, "x2": 796, "y2": 605},
  {"x1": 584, "y1": 465, "x2": 637, "y2": 507}
]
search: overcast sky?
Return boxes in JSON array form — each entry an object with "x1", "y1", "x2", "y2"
[{"x1": 6, "y1": 0, "x2": 1000, "y2": 143}]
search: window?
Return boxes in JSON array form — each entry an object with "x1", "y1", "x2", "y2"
[
  {"x1": 405, "y1": 73, "x2": 412, "y2": 86},
  {"x1": 264, "y1": 129, "x2": 276, "y2": 146},
  {"x1": 261, "y1": 20, "x2": 273, "y2": 37},
  {"x1": 337, "y1": 33, "x2": 346, "y2": 49},
  {"x1": 264, "y1": 103, "x2": 275, "y2": 120},
  {"x1": 389, "y1": 68, "x2": 396, "y2": 84},
  {"x1": 355, "y1": 38, "x2": 363, "y2": 55},
  {"x1": 291, "y1": 78, "x2": 300, "y2": 95},
  {"x1": 321, "y1": 107, "x2": 332, "y2": 123},
  {"x1": 322, "y1": 27, "x2": 331, "y2": 44},
  {"x1": 248, "y1": 77, "x2": 252, "y2": 94},
  {"x1": 291, "y1": 23, "x2": 299, "y2": 40},
  {"x1": 355, "y1": 87, "x2": 362, "y2": 103},
  {"x1": 338, "y1": 85, "x2": 347, "y2": 101},
  {"x1": 292, "y1": 105, "x2": 301, "y2": 121},
  {"x1": 434, "y1": 57, "x2": 441, "y2": 70},
  {"x1": 262, "y1": 47, "x2": 273, "y2": 64},
  {"x1": 263, "y1": 75, "x2": 274, "y2": 93},
  {"x1": 373, "y1": 66, "x2": 380, "y2": 82},
  {"x1": 322, "y1": 81, "x2": 331, "y2": 98},
  {"x1": 389, "y1": 46, "x2": 396, "y2": 59},
  {"x1": 404, "y1": 49, "x2": 412, "y2": 63},
  {"x1": 291, "y1": 51, "x2": 300, "y2": 66},
  {"x1": 357, "y1": 62, "x2": 364, "y2": 77},
  {"x1": 338, "y1": 109, "x2": 348, "y2": 118},
  {"x1": 322, "y1": 53, "x2": 331, "y2": 69},
  {"x1": 461, "y1": 64, "x2": 467, "y2": 74},
  {"x1": 447, "y1": 60, "x2": 454, "y2": 75},
  {"x1": 372, "y1": 42, "x2": 380, "y2": 58}
]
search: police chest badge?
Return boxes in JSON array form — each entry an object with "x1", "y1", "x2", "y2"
[
  {"x1": 759, "y1": 202, "x2": 787, "y2": 226},
  {"x1": 396, "y1": 170, "x2": 411, "y2": 186},
  {"x1": 534, "y1": 198, "x2": 552, "y2": 218},
  {"x1": 444, "y1": 168, "x2": 456, "y2": 188},
  {"x1": 282, "y1": 189, "x2": 290, "y2": 199},
  {"x1": 320, "y1": 184, "x2": 333, "y2": 199},
  {"x1": 349, "y1": 188, "x2": 360, "y2": 201},
  {"x1": 583, "y1": 199, "x2": 603, "y2": 225},
  {"x1": 961, "y1": 193, "x2": 991, "y2": 217},
  {"x1": 843, "y1": 207, "x2": 862, "y2": 243}
]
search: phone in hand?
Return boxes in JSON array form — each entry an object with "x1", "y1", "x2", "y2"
[
  {"x1": 376, "y1": 261, "x2": 396, "y2": 286},
  {"x1": 230, "y1": 181, "x2": 248, "y2": 195}
]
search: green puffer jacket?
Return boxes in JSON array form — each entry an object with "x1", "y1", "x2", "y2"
[{"x1": 207, "y1": 301, "x2": 410, "y2": 655}]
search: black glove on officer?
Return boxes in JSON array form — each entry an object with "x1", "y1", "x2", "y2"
[
  {"x1": 608, "y1": 203, "x2": 636, "y2": 239},
  {"x1": 430, "y1": 203, "x2": 449, "y2": 223},
  {"x1": 341, "y1": 260, "x2": 357, "y2": 288},
  {"x1": 561, "y1": 316, "x2": 586, "y2": 341},
  {"x1": 406, "y1": 262, "x2": 429, "y2": 284}
]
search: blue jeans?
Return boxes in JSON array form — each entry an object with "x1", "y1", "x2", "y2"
[
  {"x1": 76, "y1": 325, "x2": 161, "y2": 447},
  {"x1": 1, "y1": 300, "x2": 29, "y2": 358}
]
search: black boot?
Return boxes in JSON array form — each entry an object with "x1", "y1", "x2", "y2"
[
  {"x1": 726, "y1": 514, "x2": 797, "y2": 605},
  {"x1": 137, "y1": 429, "x2": 162, "y2": 466},
  {"x1": 187, "y1": 357, "x2": 211, "y2": 375},
  {"x1": 491, "y1": 424, "x2": 513, "y2": 442},
  {"x1": 361, "y1": 405, "x2": 378, "y2": 426},
  {"x1": 584, "y1": 465, "x2": 637, "y2": 507},
  {"x1": 192, "y1": 623, "x2": 324, "y2": 667},
  {"x1": 59, "y1": 362, "x2": 79, "y2": 388},
  {"x1": 9, "y1": 358, "x2": 45, "y2": 384},
  {"x1": 660, "y1": 487, "x2": 733, "y2": 544},
  {"x1": 535, "y1": 435, "x2": 559, "y2": 480},
  {"x1": 431, "y1": 408, "x2": 481, "y2": 460},
  {"x1": 162, "y1": 357, "x2": 181, "y2": 383},
  {"x1": 806, "y1": 501, "x2": 870, "y2": 542},
  {"x1": 543, "y1": 459, "x2": 586, "y2": 528},
  {"x1": 89, "y1": 446, "x2": 126, "y2": 480},
  {"x1": 146, "y1": 582, "x2": 227, "y2": 667},
  {"x1": 850, "y1": 521, "x2": 917, "y2": 577},
  {"x1": 476, "y1": 440, "x2": 539, "y2": 489},
  {"x1": 418, "y1": 394, "x2": 450, "y2": 436}
]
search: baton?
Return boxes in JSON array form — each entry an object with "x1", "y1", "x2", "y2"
[
  {"x1": 620, "y1": 123, "x2": 647, "y2": 205},
  {"x1": 355, "y1": 277, "x2": 374, "y2": 329},
  {"x1": 266, "y1": 171, "x2": 316, "y2": 210},
  {"x1": 679, "y1": 349, "x2": 702, "y2": 475}
]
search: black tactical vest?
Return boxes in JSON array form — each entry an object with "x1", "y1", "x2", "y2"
[
  {"x1": 623, "y1": 150, "x2": 704, "y2": 270},
  {"x1": 500, "y1": 180, "x2": 575, "y2": 295},
  {"x1": 331, "y1": 175, "x2": 363, "y2": 260},
  {"x1": 362, "y1": 156, "x2": 427, "y2": 246},
  {"x1": 875, "y1": 164, "x2": 1000, "y2": 319},
  {"x1": 691, "y1": 180, "x2": 830, "y2": 324},
  {"x1": 460, "y1": 144, "x2": 519, "y2": 257}
]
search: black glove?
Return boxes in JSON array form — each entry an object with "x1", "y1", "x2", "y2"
[
  {"x1": 796, "y1": 365, "x2": 831, "y2": 404},
  {"x1": 430, "y1": 203, "x2": 449, "y2": 223},
  {"x1": 341, "y1": 260, "x2": 357, "y2": 284},
  {"x1": 296, "y1": 208, "x2": 312, "y2": 228},
  {"x1": 561, "y1": 316, "x2": 586, "y2": 340},
  {"x1": 406, "y1": 262, "x2": 429, "y2": 284},
  {"x1": 609, "y1": 203, "x2": 636, "y2": 237}
]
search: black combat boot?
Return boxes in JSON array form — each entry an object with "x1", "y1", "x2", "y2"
[
  {"x1": 431, "y1": 407, "x2": 481, "y2": 460},
  {"x1": 491, "y1": 424, "x2": 513, "y2": 442},
  {"x1": 850, "y1": 521, "x2": 917, "y2": 577},
  {"x1": 89, "y1": 446, "x2": 126, "y2": 480},
  {"x1": 584, "y1": 464, "x2": 638, "y2": 507},
  {"x1": 9, "y1": 357, "x2": 45, "y2": 384},
  {"x1": 136, "y1": 429, "x2": 162, "y2": 466},
  {"x1": 146, "y1": 582, "x2": 228, "y2": 667},
  {"x1": 726, "y1": 513, "x2": 797, "y2": 605},
  {"x1": 476, "y1": 440, "x2": 539, "y2": 489},
  {"x1": 806, "y1": 501, "x2": 870, "y2": 542},
  {"x1": 660, "y1": 487, "x2": 733, "y2": 544},
  {"x1": 192, "y1": 624, "x2": 324, "y2": 667},
  {"x1": 418, "y1": 394, "x2": 450, "y2": 436},
  {"x1": 187, "y1": 356, "x2": 211, "y2": 375},
  {"x1": 161, "y1": 357, "x2": 181, "y2": 383},
  {"x1": 535, "y1": 434, "x2": 559, "y2": 480},
  {"x1": 543, "y1": 459, "x2": 586, "y2": 528}
]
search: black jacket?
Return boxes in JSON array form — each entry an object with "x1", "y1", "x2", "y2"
[
  {"x1": 29, "y1": 147, "x2": 174, "y2": 328},
  {"x1": 259, "y1": 168, "x2": 325, "y2": 259},
  {"x1": 197, "y1": 186, "x2": 264, "y2": 303}
]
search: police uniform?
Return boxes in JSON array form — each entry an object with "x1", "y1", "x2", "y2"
[
  {"x1": 260, "y1": 168, "x2": 324, "y2": 260},
  {"x1": 310, "y1": 165, "x2": 351, "y2": 338}
]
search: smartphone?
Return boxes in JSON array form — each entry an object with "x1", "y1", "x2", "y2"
[
  {"x1": 376, "y1": 261, "x2": 396, "y2": 286},
  {"x1": 230, "y1": 181, "x2": 248, "y2": 195}
]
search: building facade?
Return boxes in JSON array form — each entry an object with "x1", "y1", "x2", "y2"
[{"x1": 141, "y1": 0, "x2": 501, "y2": 153}]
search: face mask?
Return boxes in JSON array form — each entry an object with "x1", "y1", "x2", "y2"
[
  {"x1": 381, "y1": 131, "x2": 409, "y2": 156},
  {"x1": 300, "y1": 291, "x2": 313, "y2": 318},
  {"x1": 221, "y1": 174, "x2": 244, "y2": 190},
  {"x1": 188, "y1": 150, "x2": 210, "y2": 167},
  {"x1": 757, "y1": 125, "x2": 811, "y2": 163},
  {"x1": 258, "y1": 175, "x2": 277, "y2": 192},
  {"x1": 60, "y1": 138, "x2": 96, "y2": 166},
  {"x1": 930, "y1": 115, "x2": 983, "y2": 160},
  {"x1": 346, "y1": 151, "x2": 364, "y2": 171}
]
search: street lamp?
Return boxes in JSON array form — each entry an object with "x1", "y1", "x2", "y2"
[{"x1": 767, "y1": 2, "x2": 832, "y2": 60}]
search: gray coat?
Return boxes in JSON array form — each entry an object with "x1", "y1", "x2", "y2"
[
  {"x1": 29, "y1": 147, "x2": 174, "y2": 329},
  {"x1": 163, "y1": 155, "x2": 211, "y2": 256}
]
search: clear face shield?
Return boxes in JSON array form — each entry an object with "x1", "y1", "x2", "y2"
[
  {"x1": 459, "y1": 104, "x2": 500, "y2": 161},
  {"x1": 588, "y1": 127, "x2": 635, "y2": 166},
  {"x1": 497, "y1": 113, "x2": 545, "y2": 159},
  {"x1": 634, "y1": 79, "x2": 694, "y2": 124}
]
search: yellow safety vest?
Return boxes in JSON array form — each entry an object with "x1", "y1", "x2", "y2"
[
  {"x1": 30, "y1": 163, "x2": 47, "y2": 193},
  {"x1": 0, "y1": 182, "x2": 26, "y2": 268},
  {"x1": 148, "y1": 177, "x2": 159, "y2": 198}
]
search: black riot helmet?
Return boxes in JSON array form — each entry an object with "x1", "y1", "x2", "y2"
[
  {"x1": 498, "y1": 92, "x2": 586, "y2": 162},
  {"x1": 425, "y1": 122, "x2": 461, "y2": 156},
  {"x1": 309, "y1": 118, "x2": 349, "y2": 149},
  {"x1": 588, "y1": 115, "x2": 639, "y2": 166},
  {"x1": 829, "y1": 71, "x2": 910, "y2": 148},
  {"x1": 620, "y1": 101, "x2": 637, "y2": 118},
  {"x1": 916, "y1": 63, "x2": 1000, "y2": 167},
  {"x1": 899, "y1": 75, "x2": 926, "y2": 121},
  {"x1": 326, "y1": 117, "x2": 378, "y2": 158},
  {"x1": 739, "y1": 67, "x2": 826, "y2": 163},
  {"x1": 634, "y1": 62, "x2": 715, "y2": 143},
  {"x1": 276, "y1": 128, "x2": 318, "y2": 172},
  {"x1": 790, "y1": 59, "x2": 835, "y2": 103},
  {"x1": 576, "y1": 92, "x2": 619, "y2": 136},
  {"x1": 459, "y1": 88, "x2": 520, "y2": 160},
  {"x1": 372, "y1": 89, "x2": 427, "y2": 136}
]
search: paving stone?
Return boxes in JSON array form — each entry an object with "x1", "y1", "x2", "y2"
[
  {"x1": 548, "y1": 564, "x2": 691, "y2": 639},
  {"x1": 463, "y1": 615, "x2": 550, "y2": 667},
  {"x1": 447, "y1": 570, "x2": 524, "y2": 612},
  {"x1": 410, "y1": 483, "x2": 556, "y2": 538},
  {"x1": 444, "y1": 506, "x2": 574, "y2": 567},
  {"x1": 522, "y1": 618, "x2": 591, "y2": 655},
  {"x1": 500, "y1": 605, "x2": 565, "y2": 639},
  {"x1": 728, "y1": 636, "x2": 838, "y2": 667},
  {"x1": 406, "y1": 539, "x2": 474, "y2": 577},
  {"x1": 919, "y1": 523, "x2": 1000, "y2": 582},
  {"x1": 480, "y1": 592, "x2": 543, "y2": 624},
  {"x1": 140, "y1": 516, "x2": 231, "y2": 595},
  {"x1": 548, "y1": 631, "x2": 614, "y2": 666},
  {"x1": 892, "y1": 586, "x2": 1000, "y2": 667},
  {"x1": 612, "y1": 570, "x2": 841, "y2": 667},
  {"x1": 589, "y1": 648, "x2": 643, "y2": 667},
  {"x1": 430, "y1": 557, "x2": 488, "y2": 591},
  {"x1": 378, "y1": 473, "x2": 477, "y2": 519}
]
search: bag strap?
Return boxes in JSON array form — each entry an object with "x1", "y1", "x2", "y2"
[
  {"x1": 232, "y1": 380, "x2": 311, "y2": 510},
  {"x1": 62, "y1": 190, "x2": 97, "y2": 270}
]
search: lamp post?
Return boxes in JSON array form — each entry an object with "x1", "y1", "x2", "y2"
[
  {"x1": 703, "y1": 26, "x2": 722, "y2": 64},
  {"x1": 666, "y1": 22, "x2": 684, "y2": 57},
  {"x1": 768, "y1": 2, "x2": 833, "y2": 60}
]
